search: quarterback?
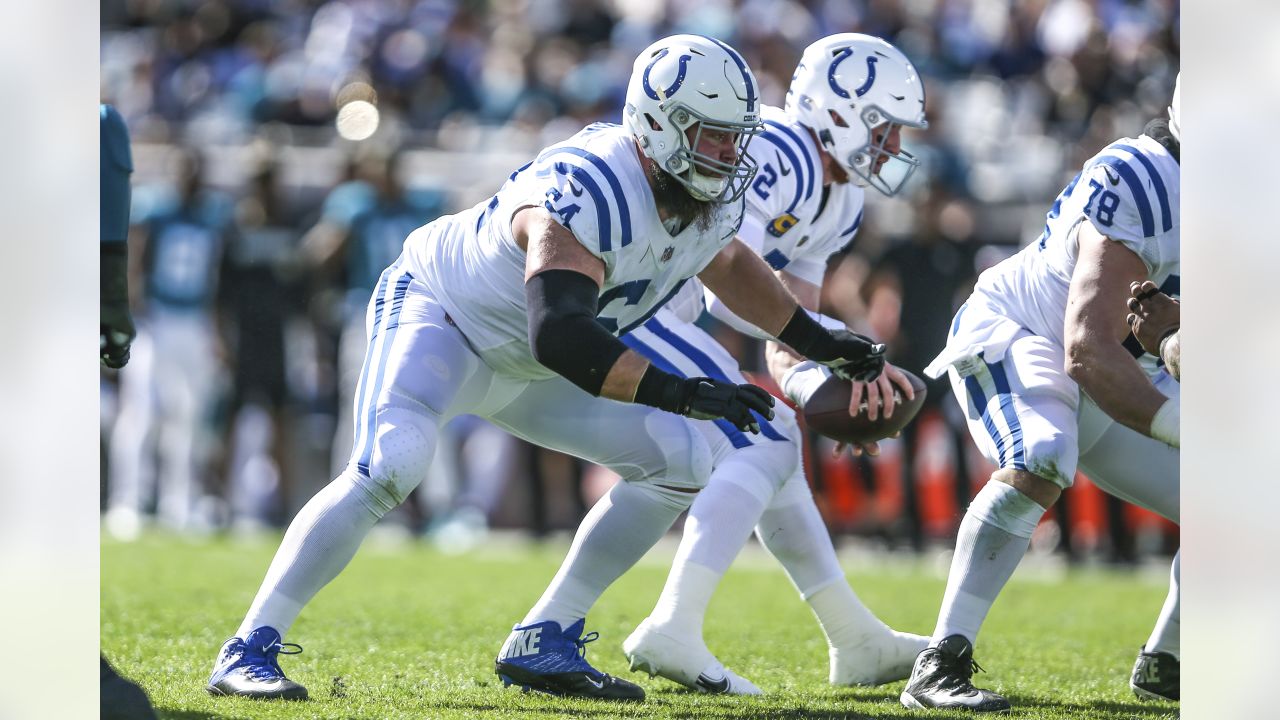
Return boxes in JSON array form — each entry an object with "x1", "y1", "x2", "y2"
[
  {"x1": 902, "y1": 76, "x2": 1182, "y2": 711},
  {"x1": 618, "y1": 34, "x2": 931, "y2": 695},
  {"x1": 207, "y1": 35, "x2": 887, "y2": 703}
]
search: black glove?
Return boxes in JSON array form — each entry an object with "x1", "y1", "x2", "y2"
[
  {"x1": 635, "y1": 368, "x2": 775, "y2": 434},
  {"x1": 101, "y1": 244, "x2": 135, "y2": 369},
  {"x1": 775, "y1": 306, "x2": 886, "y2": 383}
]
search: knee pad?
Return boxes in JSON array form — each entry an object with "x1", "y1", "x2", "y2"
[
  {"x1": 768, "y1": 465, "x2": 816, "y2": 509},
  {"x1": 1022, "y1": 430, "x2": 1078, "y2": 488},
  {"x1": 967, "y1": 481, "x2": 1045, "y2": 539},
  {"x1": 360, "y1": 403, "x2": 440, "y2": 509},
  {"x1": 714, "y1": 439, "x2": 801, "y2": 506},
  {"x1": 631, "y1": 411, "x2": 714, "y2": 494}
]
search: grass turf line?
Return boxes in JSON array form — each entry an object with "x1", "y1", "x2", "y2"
[{"x1": 103, "y1": 533, "x2": 1177, "y2": 719}]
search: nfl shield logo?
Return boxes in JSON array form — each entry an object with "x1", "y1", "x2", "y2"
[{"x1": 660, "y1": 246, "x2": 674, "y2": 262}]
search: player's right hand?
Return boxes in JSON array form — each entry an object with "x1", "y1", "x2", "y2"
[
  {"x1": 100, "y1": 304, "x2": 136, "y2": 369},
  {"x1": 676, "y1": 377, "x2": 775, "y2": 433},
  {"x1": 814, "y1": 329, "x2": 887, "y2": 383},
  {"x1": 1126, "y1": 280, "x2": 1179, "y2": 356}
]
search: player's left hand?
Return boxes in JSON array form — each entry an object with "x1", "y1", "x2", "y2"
[
  {"x1": 832, "y1": 431, "x2": 900, "y2": 458},
  {"x1": 1126, "y1": 280, "x2": 1179, "y2": 356},
  {"x1": 101, "y1": 304, "x2": 135, "y2": 369}
]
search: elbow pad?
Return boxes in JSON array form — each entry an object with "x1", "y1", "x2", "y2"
[{"x1": 525, "y1": 269, "x2": 629, "y2": 395}]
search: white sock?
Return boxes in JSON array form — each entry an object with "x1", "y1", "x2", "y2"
[
  {"x1": 649, "y1": 471, "x2": 770, "y2": 635},
  {"x1": 522, "y1": 481, "x2": 688, "y2": 629},
  {"x1": 237, "y1": 470, "x2": 390, "y2": 639},
  {"x1": 1145, "y1": 550, "x2": 1180, "y2": 658},
  {"x1": 806, "y1": 579, "x2": 893, "y2": 649},
  {"x1": 755, "y1": 475, "x2": 889, "y2": 648},
  {"x1": 932, "y1": 481, "x2": 1045, "y2": 646}
]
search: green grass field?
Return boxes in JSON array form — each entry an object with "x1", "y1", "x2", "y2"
[{"x1": 103, "y1": 532, "x2": 1177, "y2": 719}]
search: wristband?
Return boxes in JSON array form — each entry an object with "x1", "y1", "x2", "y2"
[
  {"x1": 1150, "y1": 398, "x2": 1179, "y2": 448},
  {"x1": 1158, "y1": 328, "x2": 1179, "y2": 363},
  {"x1": 781, "y1": 360, "x2": 831, "y2": 408},
  {"x1": 775, "y1": 305, "x2": 826, "y2": 357},
  {"x1": 633, "y1": 365, "x2": 686, "y2": 414}
]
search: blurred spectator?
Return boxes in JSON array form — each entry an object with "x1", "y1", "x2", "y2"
[
  {"x1": 299, "y1": 146, "x2": 445, "y2": 475},
  {"x1": 216, "y1": 151, "x2": 307, "y2": 531},
  {"x1": 106, "y1": 149, "x2": 233, "y2": 539},
  {"x1": 869, "y1": 185, "x2": 980, "y2": 549}
]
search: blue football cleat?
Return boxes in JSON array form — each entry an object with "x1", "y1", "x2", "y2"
[
  {"x1": 207, "y1": 626, "x2": 308, "y2": 700},
  {"x1": 495, "y1": 619, "x2": 644, "y2": 700}
]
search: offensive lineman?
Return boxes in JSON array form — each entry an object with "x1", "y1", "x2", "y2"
[
  {"x1": 617, "y1": 34, "x2": 931, "y2": 694},
  {"x1": 207, "y1": 35, "x2": 887, "y2": 703},
  {"x1": 901, "y1": 76, "x2": 1182, "y2": 711}
]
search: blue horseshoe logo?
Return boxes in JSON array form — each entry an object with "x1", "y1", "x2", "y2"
[
  {"x1": 643, "y1": 48, "x2": 693, "y2": 101},
  {"x1": 828, "y1": 48, "x2": 879, "y2": 99}
]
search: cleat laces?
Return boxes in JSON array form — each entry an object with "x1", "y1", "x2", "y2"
[
  {"x1": 572, "y1": 631, "x2": 601, "y2": 673},
  {"x1": 242, "y1": 638, "x2": 303, "y2": 681}
]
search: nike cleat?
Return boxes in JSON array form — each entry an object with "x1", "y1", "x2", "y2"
[
  {"x1": 622, "y1": 618, "x2": 762, "y2": 695},
  {"x1": 1130, "y1": 648, "x2": 1179, "y2": 702},
  {"x1": 830, "y1": 629, "x2": 930, "y2": 686},
  {"x1": 495, "y1": 619, "x2": 644, "y2": 701},
  {"x1": 899, "y1": 635, "x2": 1010, "y2": 712},
  {"x1": 207, "y1": 626, "x2": 308, "y2": 700}
]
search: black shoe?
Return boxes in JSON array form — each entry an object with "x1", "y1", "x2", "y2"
[
  {"x1": 495, "y1": 619, "x2": 645, "y2": 701},
  {"x1": 1130, "y1": 649, "x2": 1179, "y2": 701},
  {"x1": 102, "y1": 656, "x2": 158, "y2": 720},
  {"x1": 900, "y1": 635, "x2": 1011, "y2": 712}
]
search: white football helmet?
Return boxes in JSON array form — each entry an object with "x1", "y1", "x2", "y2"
[
  {"x1": 1168, "y1": 72, "x2": 1180, "y2": 141},
  {"x1": 624, "y1": 35, "x2": 763, "y2": 203},
  {"x1": 786, "y1": 34, "x2": 927, "y2": 196}
]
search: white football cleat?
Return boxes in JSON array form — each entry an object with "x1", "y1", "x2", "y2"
[
  {"x1": 622, "y1": 619, "x2": 763, "y2": 695},
  {"x1": 830, "y1": 630, "x2": 930, "y2": 686}
]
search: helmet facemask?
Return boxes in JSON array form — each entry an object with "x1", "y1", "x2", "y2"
[
  {"x1": 656, "y1": 102, "x2": 761, "y2": 203},
  {"x1": 824, "y1": 104, "x2": 925, "y2": 197}
]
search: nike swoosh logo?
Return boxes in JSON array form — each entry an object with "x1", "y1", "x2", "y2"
[
  {"x1": 584, "y1": 675, "x2": 605, "y2": 690},
  {"x1": 1103, "y1": 167, "x2": 1120, "y2": 186},
  {"x1": 775, "y1": 151, "x2": 791, "y2": 176},
  {"x1": 567, "y1": 180, "x2": 584, "y2": 197},
  {"x1": 696, "y1": 672, "x2": 730, "y2": 693}
]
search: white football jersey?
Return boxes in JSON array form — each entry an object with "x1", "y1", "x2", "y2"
[
  {"x1": 964, "y1": 133, "x2": 1180, "y2": 370},
  {"x1": 405, "y1": 123, "x2": 744, "y2": 380}
]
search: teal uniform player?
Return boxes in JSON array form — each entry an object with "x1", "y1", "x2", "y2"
[
  {"x1": 101, "y1": 104, "x2": 136, "y2": 369},
  {"x1": 100, "y1": 104, "x2": 158, "y2": 720}
]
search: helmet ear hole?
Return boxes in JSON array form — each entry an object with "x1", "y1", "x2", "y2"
[
  {"x1": 645, "y1": 113, "x2": 663, "y2": 132},
  {"x1": 828, "y1": 109, "x2": 850, "y2": 128}
]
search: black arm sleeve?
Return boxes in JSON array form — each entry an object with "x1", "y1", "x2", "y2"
[{"x1": 525, "y1": 269, "x2": 631, "y2": 396}]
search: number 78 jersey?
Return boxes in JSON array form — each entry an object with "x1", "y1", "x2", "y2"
[{"x1": 973, "y1": 133, "x2": 1180, "y2": 353}]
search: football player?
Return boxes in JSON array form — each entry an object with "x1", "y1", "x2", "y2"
[
  {"x1": 618, "y1": 34, "x2": 931, "y2": 694},
  {"x1": 208, "y1": 35, "x2": 888, "y2": 703},
  {"x1": 901, "y1": 75, "x2": 1182, "y2": 711},
  {"x1": 100, "y1": 103, "x2": 159, "y2": 720}
]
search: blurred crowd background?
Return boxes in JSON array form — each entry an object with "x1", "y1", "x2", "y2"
[{"x1": 99, "y1": 0, "x2": 1179, "y2": 562}]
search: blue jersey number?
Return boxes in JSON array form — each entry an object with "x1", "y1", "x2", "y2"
[
  {"x1": 596, "y1": 279, "x2": 651, "y2": 333},
  {"x1": 1083, "y1": 179, "x2": 1121, "y2": 227},
  {"x1": 752, "y1": 164, "x2": 778, "y2": 200}
]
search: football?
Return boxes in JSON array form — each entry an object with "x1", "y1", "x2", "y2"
[{"x1": 802, "y1": 369, "x2": 928, "y2": 445}]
